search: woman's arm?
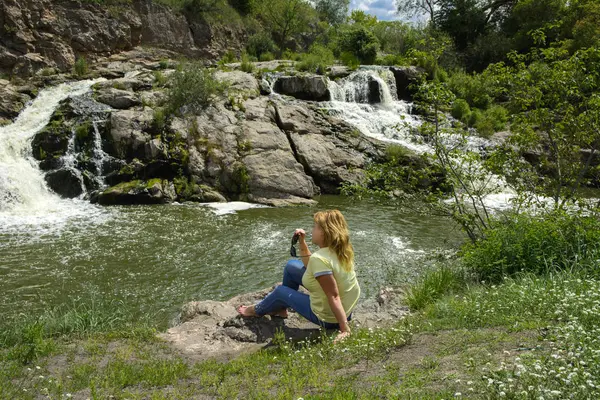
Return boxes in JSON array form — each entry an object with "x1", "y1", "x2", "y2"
[
  {"x1": 316, "y1": 274, "x2": 351, "y2": 343},
  {"x1": 295, "y1": 229, "x2": 311, "y2": 267}
]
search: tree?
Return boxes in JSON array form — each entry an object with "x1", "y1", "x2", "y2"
[
  {"x1": 436, "y1": 0, "x2": 488, "y2": 51},
  {"x1": 348, "y1": 10, "x2": 378, "y2": 30},
  {"x1": 315, "y1": 0, "x2": 350, "y2": 26},
  {"x1": 396, "y1": 0, "x2": 440, "y2": 26},
  {"x1": 336, "y1": 25, "x2": 380, "y2": 64},
  {"x1": 486, "y1": 47, "x2": 600, "y2": 210},
  {"x1": 254, "y1": 0, "x2": 316, "y2": 52}
]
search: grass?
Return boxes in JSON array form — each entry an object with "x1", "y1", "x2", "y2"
[
  {"x1": 3, "y1": 214, "x2": 600, "y2": 398},
  {"x1": 3, "y1": 269, "x2": 600, "y2": 398}
]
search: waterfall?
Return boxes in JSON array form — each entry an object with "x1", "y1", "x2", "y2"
[
  {"x1": 322, "y1": 67, "x2": 517, "y2": 209},
  {"x1": 324, "y1": 68, "x2": 427, "y2": 153},
  {"x1": 0, "y1": 80, "x2": 107, "y2": 230}
]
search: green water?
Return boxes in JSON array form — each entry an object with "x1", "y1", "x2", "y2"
[{"x1": 0, "y1": 196, "x2": 462, "y2": 327}]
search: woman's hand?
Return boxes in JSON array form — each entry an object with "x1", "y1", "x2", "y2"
[
  {"x1": 333, "y1": 330, "x2": 351, "y2": 344},
  {"x1": 294, "y1": 228, "x2": 306, "y2": 243}
]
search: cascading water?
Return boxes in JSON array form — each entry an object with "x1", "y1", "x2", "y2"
[
  {"x1": 0, "y1": 80, "x2": 109, "y2": 231},
  {"x1": 323, "y1": 67, "x2": 516, "y2": 209}
]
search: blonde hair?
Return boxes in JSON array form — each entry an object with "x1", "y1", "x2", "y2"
[{"x1": 314, "y1": 210, "x2": 354, "y2": 272}]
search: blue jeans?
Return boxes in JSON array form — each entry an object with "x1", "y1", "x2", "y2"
[{"x1": 254, "y1": 259, "x2": 352, "y2": 330}]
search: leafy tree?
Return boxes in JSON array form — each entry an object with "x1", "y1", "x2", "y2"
[
  {"x1": 254, "y1": 0, "x2": 316, "y2": 52},
  {"x1": 336, "y1": 25, "x2": 380, "y2": 65},
  {"x1": 396, "y1": 0, "x2": 441, "y2": 27},
  {"x1": 315, "y1": 0, "x2": 350, "y2": 26},
  {"x1": 348, "y1": 10, "x2": 378, "y2": 30}
]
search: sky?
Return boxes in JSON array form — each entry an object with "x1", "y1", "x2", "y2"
[{"x1": 350, "y1": 0, "x2": 400, "y2": 21}]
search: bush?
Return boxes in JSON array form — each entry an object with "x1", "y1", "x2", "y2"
[
  {"x1": 451, "y1": 99, "x2": 471, "y2": 123},
  {"x1": 447, "y1": 70, "x2": 493, "y2": 109},
  {"x1": 376, "y1": 54, "x2": 406, "y2": 66},
  {"x1": 240, "y1": 53, "x2": 255, "y2": 73},
  {"x1": 336, "y1": 25, "x2": 379, "y2": 65},
  {"x1": 405, "y1": 265, "x2": 466, "y2": 311},
  {"x1": 468, "y1": 108, "x2": 483, "y2": 127},
  {"x1": 73, "y1": 57, "x2": 88, "y2": 77},
  {"x1": 227, "y1": 0, "x2": 252, "y2": 14},
  {"x1": 166, "y1": 63, "x2": 228, "y2": 115},
  {"x1": 340, "y1": 51, "x2": 360, "y2": 70},
  {"x1": 461, "y1": 212, "x2": 600, "y2": 283},
  {"x1": 246, "y1": 32, "x2": 278, "y2": 60},
  {"x1": 470, "y1": 105, "x2": 509, "y2": 137},
  {"x1": 259, "y1": 52, "x2": 275, "y2": 62},
  {"x1": 297, "y1": 45, "x2": 334, "y2": 74}
]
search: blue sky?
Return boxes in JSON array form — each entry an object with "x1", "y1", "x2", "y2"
[{"x1": 350, "y1": 0, "x2": 399, "y2": 21}]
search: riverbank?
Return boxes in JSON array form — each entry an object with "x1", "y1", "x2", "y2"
[
  {"x1": 3, "y1": 212, "x2": 599, "y2": 399},
  {"x1": 2, "y1": 269, "x2": 598, "y2": 399}
]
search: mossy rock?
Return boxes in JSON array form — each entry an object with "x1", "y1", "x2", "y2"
[{"x1": 96, "y1": 179, "x2": 174, "y2": 205}]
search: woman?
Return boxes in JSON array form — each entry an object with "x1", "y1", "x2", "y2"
[{"x1": 237, "y1": 210, "x2": 360, "y2": 344}]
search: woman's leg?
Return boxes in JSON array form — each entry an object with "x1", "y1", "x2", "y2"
[
  {"x1": 282, "y1": 259, "x2": 306, "y2": 290},
  {"x1": 254, "y1": 285, "x2": 309, "y2": 316}
]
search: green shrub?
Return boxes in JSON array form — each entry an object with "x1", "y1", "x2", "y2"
[
  {"x1": 152, "y1": 108, "x2": 167, "y2": 132},
  {"x1": 282, "y1": 50, "x2": 302, "y2": 61},
  {"x1": 468, "y1": 108, "x2": 483, "y2": 127},
  {"x1": 485, "y1": 105, "x2": 509, "y2": 131},
  {"x1": 340, "y1": 51, "x2": 360, "y2": 70},
  {"x1": 336, "y1": 25, "x2": 379, "y2": 65},
  {"x1": 447, "y1": 70, "x2": 493, "y2": 109},
  {"x1": 405, "y1": 265, "x2": 465, "y2": 311},
  {"x1": 240, "y1": 53, "x2": 255, "y2": 73},
  {"x1": 376, "y1": 54, "x2": 406, "y2": 66},
  {"x1": 227, "y1": 0, "x2": 252, "y2": 14},
  {"x1": 259, "y1": 52, "x2": 275, "y2": 62},
  {"x1": 246, "y1": 32, "x2": 278, "y2": 60},
  {"x1": 166, "y1": 63, "x2": 227, "y2": 115},
  {"x1": 451, "y1": 99, "x2": 471, "y2": 123},
  {"x1": 220, "y1": 50, "x2": 237, "y2": 64},
  {"x1": 461, "y1": 212, "x2": 600, "y2": 283},
  {"x1": 73, "y1": 57, "x2": 88, "y2": 77},
  {"x1": 470, "y1": 105, "x2": 509, "y2": 137},
  {"x1": 297, "y1": 45, "x2": 334, "y2": 74}
]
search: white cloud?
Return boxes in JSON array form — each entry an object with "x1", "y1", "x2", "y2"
[{"x1": 350, "y1": 0, "x2": 399, "y2": 21}]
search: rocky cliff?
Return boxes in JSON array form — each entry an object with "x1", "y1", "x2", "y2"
[
  {"x1": 0, "y1": 0, "x2": 245, "y2": 77},
  {"x1": 29, "y1": 60, "x2": 397, "y2": 206}
]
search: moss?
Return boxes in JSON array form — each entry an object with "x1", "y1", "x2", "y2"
[
  {"x1": 75, "y1": 121, "x2": 92, "y2": 142},
  {"x1": 237, "y1": 140, "x2": 252, "y2": 154},
  {"x1": 146, "y1": 178, "x2": 162, "y2": 189},
  {"x1": 232, "y1": 163, "x2": 250, "y2": 194},
  {"x1": 105, "y1": 180, "x2": 144, "y2": 194},
  {"x1": 112, "y1": 81, "x2": 127, "y2": 90},
  {"x1": 73, "y1": 57, "x2": 88, "y2": 77}
]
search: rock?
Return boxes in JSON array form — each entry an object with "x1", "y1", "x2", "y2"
[
  {"x1": 12, "y1": 53, "x2": 53, "y2": 77},
  {"x1": 96, "y1": 179, "x2": 175, "y2": 205},
  {"x1": 390, "y1": 66, "x2": 424, "y2": 101},
  {"x1": 327, "y1": 65, "x2": 351, "y2": 80},
  {"x1": 45, "y1": 168, "x2": 84, "y2": 198},
  {"x1": 160, "y1": 284, "x2": 410, "y2": 361},
  {"x1": 273, "y1": 75, "x2": 330, "y2": 101},
  {"x1": 259, "y1": 79, "x2": 271, "y2": 95},
  {"x1": 368, "y1": 78, "x2": 383, "y2": 103},
  {"x1": 95, "y1": 88, "x2": 141, "y2": 109},
  {"x1": 108, "y1": 109, "x2": 153, "y2": 159},
  {"x1": 93, "y1": 77, "x2": 152, "y2": 92},
  {"x1": 215, "y1": 71, "x2": 260, "y2": 97},
  {"x1": 0, "y1": 84, "x2": 30, "y2": 119},
  {"x1": 243, "y1": 150, "x2": 318, "y2": 199}
]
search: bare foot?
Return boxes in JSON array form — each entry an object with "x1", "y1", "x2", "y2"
[
  {"x1": 269, "y1": 309, "x2": 288, "y2": 318},
  {"x1": 237, "y1": 305, "x2": 258, "y2": 317}
]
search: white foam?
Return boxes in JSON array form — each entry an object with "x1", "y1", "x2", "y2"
[
  {"x1": 202, "y1": 201, "x2": 269, "y2": 215},
  {"x1": 0, "y1": 79, "x2": 108, "y2": 234}
]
